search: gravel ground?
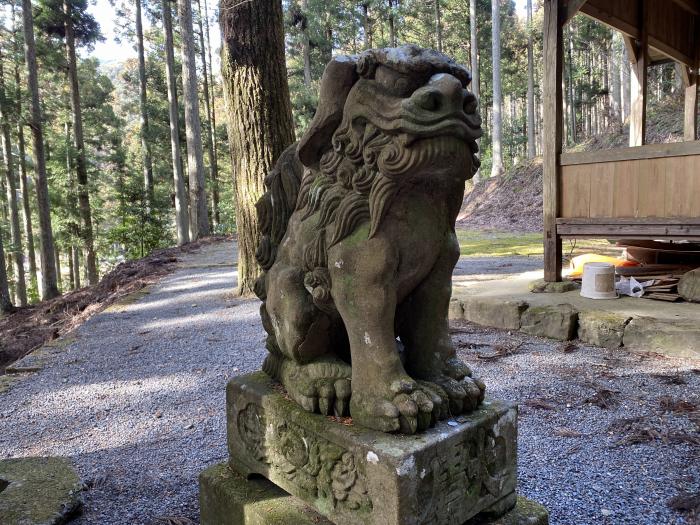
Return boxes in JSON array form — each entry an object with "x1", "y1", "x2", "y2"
[
  {"x1": 1, "y1": 240, "x2": 698, "y2": 524},
  {"x1": 455, "y1": 323, "x2": 700, "y2": 525}
]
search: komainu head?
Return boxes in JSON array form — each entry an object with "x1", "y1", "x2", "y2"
[{"x1": 294, "y1": 45, "x2": 483, "y2": 269}]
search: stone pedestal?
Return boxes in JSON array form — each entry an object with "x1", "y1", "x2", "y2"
[
  {"x1": 199, "y1": 463, "x2": 548, "y2": 525},
  {"x1": 215, "y1": 372, "x2": 527, "y2": 525}
]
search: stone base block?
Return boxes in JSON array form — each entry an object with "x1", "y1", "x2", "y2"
[
  {"x1": 200, "y1": 463, "x2": 547, "y2": 525},
  {"x1": 227, "y1": 372, "x2": 518, "y2": 525},
  {"x1": 200, "y1": 463, "x2": 333, "y2": 525}
]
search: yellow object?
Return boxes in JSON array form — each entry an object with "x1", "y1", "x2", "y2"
[{"x1": 569, "y1": 254, "x2": 638, "y2": 278}]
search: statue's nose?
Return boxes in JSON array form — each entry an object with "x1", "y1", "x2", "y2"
[{"x1": 411, "y1": 73, "x2": 467, "y2": 113}]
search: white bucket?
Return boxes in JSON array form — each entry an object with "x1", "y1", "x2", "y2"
[{"x1": 580, "y1": 262, "x2": 618, "y2": 300}]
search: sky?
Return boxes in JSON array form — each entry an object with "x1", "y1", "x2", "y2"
[
  {"x1": 87, "y1": 0, "x2": 222, "y2": 68},
  {"x1": 87, "y1": 0, "x2": 528, "y2": 68}
]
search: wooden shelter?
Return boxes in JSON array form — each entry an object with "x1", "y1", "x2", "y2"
[{"x1": 543, "y1": 0, "x2": 700, "y2": 281}]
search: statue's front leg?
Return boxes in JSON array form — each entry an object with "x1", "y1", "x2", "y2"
[
  {"x1": 328, "y1": 229, "x2": 439, "y2": 434},
  {"x1": 398, "y1": 231, "x2": 485, "y2": 416}
]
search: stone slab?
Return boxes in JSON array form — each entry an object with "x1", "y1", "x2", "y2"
[
  {"x1": 462, "y1": 297, "x2": 527, "y2": 330},
  {"x1": 577, "y1": 311, "x2": 630, "y2": 349},
  {"x1": 200, "y1": 463, "x2": 547, "y2": 525},
  {"x1": 623, "y1": 316, "x2": 700, "y2": 359},
  {"x1": 0, "y1": 457, "x2": 82, "y2": 525},
  {"x1": 227, "y1": 372, "x2": 518, "y2": 525},
  {"x1": 520, "y1": 304, "x2": 578, "y2": 341}
]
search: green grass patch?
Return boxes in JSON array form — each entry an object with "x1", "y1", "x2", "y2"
[{"x1": 456, "y1": 229, "x2": 619, "y2": 258}]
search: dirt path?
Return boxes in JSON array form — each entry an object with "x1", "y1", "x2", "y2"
[{"x1": 0, "y1": 242, "x2": 697, "y2": 524}]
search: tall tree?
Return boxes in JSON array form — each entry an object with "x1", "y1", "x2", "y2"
[
  {"x1": 434, "y1": 0, "x2": 442, "y2": 52},
  {"x1": 178, "y1": 0, "x2": 209, "y2": 239},
  {"x1": 134, "y1": 0, "x2": 154, "y2": 206},
  {"x1": 300, "y1": 0, "x2": 312, "y2": 86},
  {"x1": 388, "y1": 0, "x2": 397, "y2": 46},
  {"x1": 0, "y1": 45, "x2": 27, "y2": 306},
  {"x1": 221, "y1": 0, "x2": 295, "y2": 295},
  {"x1": 525, "y1": 0, "x2": 535, "y2": 159},
  {"x1": 202, "y1": 0, "x2": 220, "y2": 226},
  {"x1": 469, "y1": 0, "x2": 480, "y2": 181},
  {"x1": 162, "y1": 0, "x2": 189, "y2": 245},
  {"x1": 490, "y1": 0, "x2": 504, "y2": 177},
  {"x1": 196, "y1": 0, "x2": 219, "y2": 228},
  {"x1": 22, "y1": 0, "x2": 59, "y2": 299},
  {"x1": 12, "y1": 2, "x2": 38, "y2": 294},
  {"x1": 62, "y1": 0, "x2": 99, "y2": 285}
]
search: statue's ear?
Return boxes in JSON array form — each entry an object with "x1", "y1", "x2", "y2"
[{"x1": 297, "y1": 56, "x2": 359, "y2": 168}]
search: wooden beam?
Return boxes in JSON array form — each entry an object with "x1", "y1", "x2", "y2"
[
  {"x1": 626, "y1": 3, "x2": 648, "y2": 148},
  {"x1": 671, "y1": 0, "x2": 700, "y2": 16},
  {"x1": 561, "y1": 141, "x2": 700, "y2": 165},
  {"x1": 579, "y1": 2, "x2": 640, "y2": 40},
  {"x1": 556, "y1": 218, "x2": 700, "y2": 239},
  {"x1": 543, "y1": 0, "x2": 563, "y2": 282},
  {"x1": 685, "y1": 70, "x2": 698, "y2": 141},
  {"x1": 563, "y1": 0, "x2": 588, "y2": 23}
]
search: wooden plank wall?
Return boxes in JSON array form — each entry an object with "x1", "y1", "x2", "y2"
[{"x1": 561, "y1": 155, "x2": 700, "y2": 219}]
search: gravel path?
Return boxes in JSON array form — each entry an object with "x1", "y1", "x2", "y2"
[{"x1": 0, "y1": 241, "x2": 698, "y2": 524}]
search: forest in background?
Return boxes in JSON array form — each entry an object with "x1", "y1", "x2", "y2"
[{"x1": 0, "y1": 0, "x2": 690, "y2": 310}]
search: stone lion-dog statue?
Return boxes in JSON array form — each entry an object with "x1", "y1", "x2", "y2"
[{"x1": 254, "y1": 45, "x2": 484, "y2": 434}]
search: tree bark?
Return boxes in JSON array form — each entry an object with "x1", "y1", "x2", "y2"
[
  {"x1": 135, "y1": 0, "x2": 154, "y2": 207},
  {"x1": 54, "y1": 245, "x2": 62, "y2": 292},
  {"x1": 434, "y1": 0, "x2": 443, "y2": 52},
  {"x1": 196, "y1": 0, "x2": 219, "y2": 229},
  {"x1": 178, "y1": 0, "x2": 209, "y2": 239},
  {"x1": 162, "y1": 0, "x2": 189, "y2": 245},
  {"x1": 490, "y1": 0, "x2": 504, "y2": 177},
  {"x1": 0, "y1": 233, "x2": 11, "y2": 312},
  {"x1": 64, "y1": 0, "x2": 98, "y2": 285},
  {"x1": 220, "y1": 0, "x2": 295, "y2": 296},
  {"x1": 22, "y1": 0, "x2": 58, "y2": 300},
  {"x1": 362, "y1": 3, "x2": 372, "y2": 49},
  {"x1": 526, "y1": 0, "x2": 535, "y2": 159},
  {"x1": 469, "y1": 0, "x2": 480, "y2": 181},
  {"x1": 0, "y1": 46, "x2": 27, "y2": 306},
  {"x1": 71, "y1": 245, "x2": 81, "y2": 289}
]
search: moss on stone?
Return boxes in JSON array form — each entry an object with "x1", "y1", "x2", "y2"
[{"x1": 0, "y1": 457, "x2": 82, "y2": 525}]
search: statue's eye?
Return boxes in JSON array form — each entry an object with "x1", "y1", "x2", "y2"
[
  {"x1": 375, "y1": 66, "x2": 415, "y2": 97},
  {"x1": 395, "y1": 78, "x2": 410, "y2": 95}
]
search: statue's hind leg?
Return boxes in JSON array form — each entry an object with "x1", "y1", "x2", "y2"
[
  {"x1": 398, "y1": 231, "x2": 485, "y2": 416},
  {"x1": 262, "y1": 262, "x2": 352, "y2": 416}
]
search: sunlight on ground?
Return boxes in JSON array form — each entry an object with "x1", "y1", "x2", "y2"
[{"x1": 456, "y1": 229, "x2": 620, "y2": 259}]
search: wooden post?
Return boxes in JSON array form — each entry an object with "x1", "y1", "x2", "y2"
[
  {"x1": 683, "y1": 67, "x2": 698, "y2": 141},
  {"x1": 626, "y1": 2, "x2": 648, "y2": 147},
  {"x1": 543, "y1": 0, "x2": 563, "y2": 282}
]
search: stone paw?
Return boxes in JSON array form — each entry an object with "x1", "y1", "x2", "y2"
[
  {"x1": 429, "y1": 374, "x2": 485, "y2": 415},
  {"x1": 350, "y1": 377, "x2": 441, "y2": 434},
  {"x1": 263, "y1": 354, "x2": 352, "y2": 417}
]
